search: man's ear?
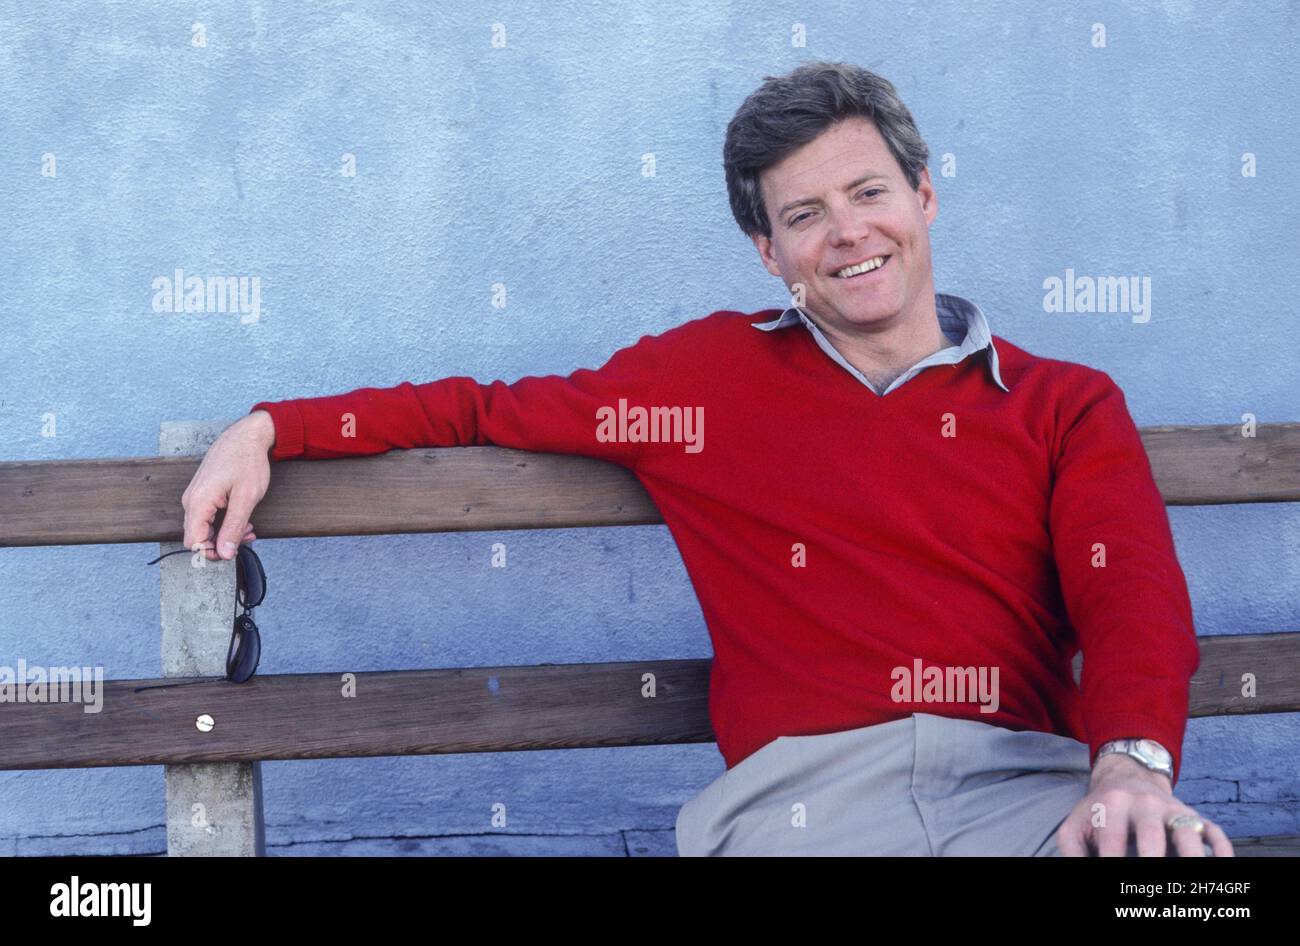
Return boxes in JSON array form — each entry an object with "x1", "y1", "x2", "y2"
[
  {"x1": 917, "y1": 166, "x2": 938, "y2": 225},
  {"x1": 751, "y1": 232, "x2": 783, "y2": 278}
]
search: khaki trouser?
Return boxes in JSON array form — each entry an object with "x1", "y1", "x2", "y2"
[{"x1": 675, "y1": 712, "x2": 1215, "y2": 856}]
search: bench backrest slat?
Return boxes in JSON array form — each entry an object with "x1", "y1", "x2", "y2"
[
  {"x1": 2, "y1": 423, "x2": 1299, "y2": 548},
  {"x1": 3, "y1": 633, "x2": 1295, "y2": 771}
]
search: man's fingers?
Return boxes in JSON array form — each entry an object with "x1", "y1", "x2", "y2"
[
  {"x1": 216, "y1": 518, "x2": 249, "y2": 558},
  {"x1": 1094, "y1": 811, "x2": 1131, "y2": 857},
  {"x1": 1055, "y1": 820, "x2": 1091, "y2": 857},
  {"x1": 182, "y1": 498, "x2": 209, "y2": 550},
  {"x1": 1134, "y1": 814, "x2": 1168, "y2": 857},
  {"x1": 1170, "y1": 824, "x2": 1208, "y2": 857},
  {"x1": 1167, "y1": 809, "x2": 1221, "y2": 857},
  {"x1": 183, "y1": 498, "x2": 222, "y2": 562},
  {"x1": 216, "y1": 487, "x2": 262, "y2": 559},
  {"x1": 1063, "y1": 786, "x2": 1233, "y2": 859},
  {"x1": 1204, "y1": 820, "x2": 1234, "y2": 858}
]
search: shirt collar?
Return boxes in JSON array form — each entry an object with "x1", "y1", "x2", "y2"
[{"x1": 751, "y1": 292, "x2": 1010, "y2": 393}]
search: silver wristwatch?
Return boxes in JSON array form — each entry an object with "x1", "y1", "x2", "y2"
[{"x1": 1096, "y1": 738, "x2": 1173, "y2": 778}]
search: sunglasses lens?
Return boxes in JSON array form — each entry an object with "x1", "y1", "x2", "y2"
[
  {"x1": 227, "y1": 616, "x2": 261, "y2": 683},
  {"x1": 236, "y1": 546, "x2": 266, "y2": 608}
]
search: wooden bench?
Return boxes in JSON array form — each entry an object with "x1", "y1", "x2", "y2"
[{"x1": 1, "y1": 418, "x2": 1298, "y2": 855}]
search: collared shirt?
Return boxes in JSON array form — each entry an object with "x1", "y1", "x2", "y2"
[{"x1": 750, "y1": 292, "x2": 1010, "y2": 396}]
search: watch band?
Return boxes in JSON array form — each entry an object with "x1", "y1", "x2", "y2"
[{"x1": 1097, "y1": 737, "x2": 1174, "y2": 778}]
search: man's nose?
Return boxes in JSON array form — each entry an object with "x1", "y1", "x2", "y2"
[{"x1": 826, "y1": 206, "x2": 872, "y2": 246}]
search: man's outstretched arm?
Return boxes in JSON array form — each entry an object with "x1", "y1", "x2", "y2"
[
  {"x1": 248, "y1": 327, "x2": 673, "y2": 467},
  {"x1": 179, "y1": 326, "x2": 678, "y2": 562}
]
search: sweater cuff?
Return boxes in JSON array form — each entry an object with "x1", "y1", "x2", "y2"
[
  {"x1": 249, "y1": 401, "x2": 304, "y2": 461},
  {"x1": 1086, "y1": 714, "x2": 1186, "y2": 787}
]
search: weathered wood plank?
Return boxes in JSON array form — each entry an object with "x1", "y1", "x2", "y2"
[
  {"x1": 1141, "y1": 422, "x2": 1300, "y2": 505},
  {"x1": 2, "y1": 632, "x2": 1294, "y2": 770},
  {"x1": 0, "y1": 659, "x2": 715, "y2": 770},
  {"x1": 1188, "y1": 631, "x2": 1300, "y2": 717},
  {"x1": 0, "y1": 448, "x2": 661, "y2": 547},
  {"x1": 2, "y1": 423, "x2": 1298, "y2": 548},
  {"x1": 1229, "y1": 834, "x2": 1300, "y2": 856}
]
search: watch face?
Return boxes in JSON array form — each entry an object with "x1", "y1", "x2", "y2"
[{"x1": 1136, "y1": 739, "x2": 1172, "y2": 764}]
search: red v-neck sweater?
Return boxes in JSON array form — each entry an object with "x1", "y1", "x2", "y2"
[{"x1": 250, "y1": 308, "x2": 1200, "y2": 784}]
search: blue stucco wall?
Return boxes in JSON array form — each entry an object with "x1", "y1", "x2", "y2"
[{"x1": 1, "y1": 1, "x2": 1296, "y2": 855}]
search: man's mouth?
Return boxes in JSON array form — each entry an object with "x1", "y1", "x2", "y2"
[{"x1": 832, "y1": 255, "x2": 891, "y2": 279}]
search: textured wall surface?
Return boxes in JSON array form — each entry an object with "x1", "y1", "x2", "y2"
[{"x1": 1, "y1": 1, "x2": 1297, "y2": 855}]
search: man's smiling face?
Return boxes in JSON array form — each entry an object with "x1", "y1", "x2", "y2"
[{"x1": 752, "y1": 115, "x2": 938, "y2": 336}]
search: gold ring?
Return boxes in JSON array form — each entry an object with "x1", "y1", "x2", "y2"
[{"x1": 1166, "y1": 814, "x2": 1206, "y2": 834}]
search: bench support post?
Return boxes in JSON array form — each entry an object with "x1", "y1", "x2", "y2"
[{"x1": 160, "y1": 420, "x2": 266, "y2": 856}]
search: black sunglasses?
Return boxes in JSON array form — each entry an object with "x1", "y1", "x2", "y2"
[{"x1": 146, "y1": 544, "x2": 265, "y2": 683}]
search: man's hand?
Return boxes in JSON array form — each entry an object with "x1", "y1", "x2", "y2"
[
  {"x1": 180, "y1": 411, "x2": 276, "y2": 562},
  {"x1": 1055, "y1": 754, "x2": 1234, "y2": 856}
]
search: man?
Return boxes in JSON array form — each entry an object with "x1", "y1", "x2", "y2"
[{"x1": 181, "y1": 60, "x2": 1230, "y2": 857}]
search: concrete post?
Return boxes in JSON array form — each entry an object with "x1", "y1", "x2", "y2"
[{"x1": 159, "y1": 420, "x2": 266, "y2": 856}]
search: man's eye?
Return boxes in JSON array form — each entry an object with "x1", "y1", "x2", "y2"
[{"x1": 789, "y1": 189, "x2": 882, "y2": 226}]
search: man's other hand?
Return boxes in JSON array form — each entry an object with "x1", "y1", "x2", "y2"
[{"x1": 1055, "y1": 754, "x2": 1235, "y2": 856}]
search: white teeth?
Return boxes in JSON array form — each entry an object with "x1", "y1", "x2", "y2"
[{"x1": 834, "y1": 256, "x2": 887, "y2": 278}]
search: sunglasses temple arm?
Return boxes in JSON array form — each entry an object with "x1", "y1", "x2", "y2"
[{"x1": 146, "y1": 546, "x2": 215, "y2": 565}]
